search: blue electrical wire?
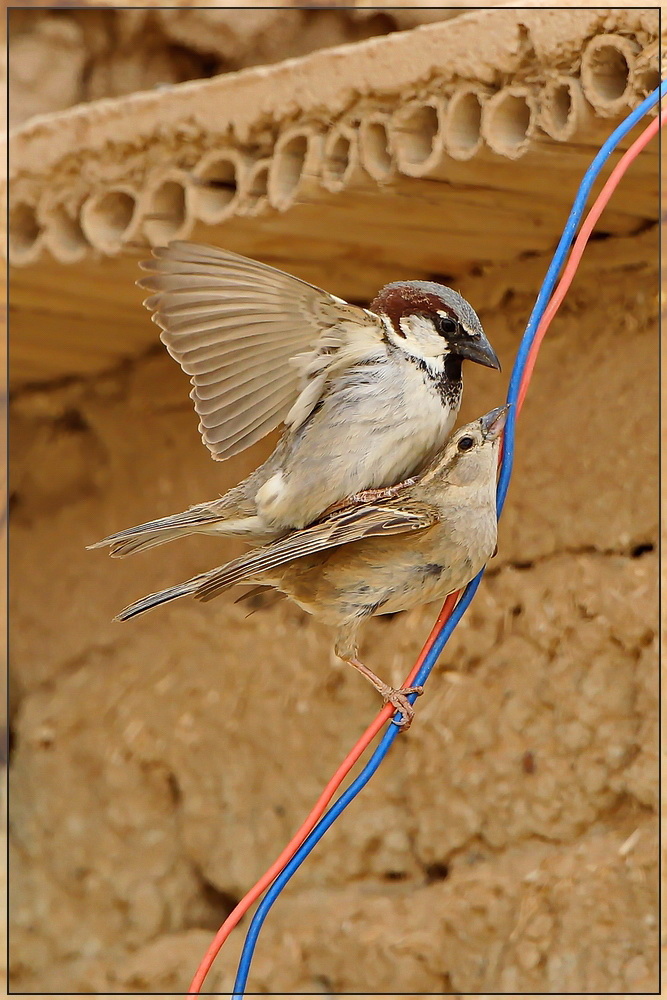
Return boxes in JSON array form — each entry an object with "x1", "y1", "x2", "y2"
[{"x1": 231, "y1": 82, "x2": 664, "y2": 999}]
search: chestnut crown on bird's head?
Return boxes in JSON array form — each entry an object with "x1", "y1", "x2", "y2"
[{"x1": 371, "y1": 280, "x2": 500, "y2": 369}]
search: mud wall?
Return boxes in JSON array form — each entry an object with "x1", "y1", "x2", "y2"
[
  {"x1": 8, "y1": 3, "x2": 469, "y2": 129},
  {"x1": 9, "y1": 8, "x2": 659, "y2": 275},
  {"x1": 8, "y1": 235, "x2": 658, "y2": 993}
]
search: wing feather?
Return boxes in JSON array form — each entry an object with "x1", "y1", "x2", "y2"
[
  {"x1": 114, "y1": 496, "x2": 438, "y2": 620},
  {"x1": 165, "y1": 311, "x2": 301, "y2": 337},
  {"x1": 194, "y1": 500, "x2": 438, "y2": 602},
  {"x1": 173, "y1": 322, "x2": 305, "y2": 359},
  {"x1": 197, "y1": 374, "x2": 296, "y2": 430},
  {"x1": 138, "y1": 241, "x2": 376, "y2": 461},
  {"x1": 201, "y1": 398, "x2": 291, "y2": 461}
]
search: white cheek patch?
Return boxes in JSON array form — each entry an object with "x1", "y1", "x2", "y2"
[{"x1": 396, "y1": 314, "x2": 448, "y2": 360}]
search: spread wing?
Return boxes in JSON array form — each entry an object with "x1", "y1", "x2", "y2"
[
  {"x1": 138, "y1": 241, "x2": 377, "y2": 462},
  {"x1": 194, "y1": 498, "x2": 439, "y2": 602}
]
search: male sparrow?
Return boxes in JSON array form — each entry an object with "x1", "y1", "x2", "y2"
[
  {"x1": 116, "y1": 406, "x2": 508, "y2": 728},
  {"x1": 90, "y1": 242, "x2": 499, "y2": 556}
]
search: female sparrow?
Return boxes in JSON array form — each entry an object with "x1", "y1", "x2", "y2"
[
  {"x1": 116, "y1": 406, "x2": 508, "y2": 728},
  {"x1": 90, "y1": 241, "x2": 499, "y2": 556}
]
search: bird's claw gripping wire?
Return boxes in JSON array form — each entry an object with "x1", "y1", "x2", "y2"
[{"x1": 382, "y1": 684, "x2": 424, "y2": 729}]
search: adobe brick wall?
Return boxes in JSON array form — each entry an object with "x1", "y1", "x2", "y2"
[
  {"x1": 8, "y1": 237, "x2": 658, "y2": 993},
  {"x1": 6, "y1": 3, "x2": 660, "y2": 993}
]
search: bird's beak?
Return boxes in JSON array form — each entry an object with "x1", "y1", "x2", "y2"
[
  {"x1": 456, "y1": 333, "x2": 501, "y2": 371},
  {"x1": 481, "y1": 404, "x2": 510, "y2": 440}
]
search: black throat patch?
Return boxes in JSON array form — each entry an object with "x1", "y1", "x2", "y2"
[
  {"x1": 409, "y1": 352, "x2": 463, "y2": 410},
  {"x1": 444, "y1": 354, "x2": 463, "y2": 382},
  {"x1": 383, "y1": 337, "x2": 463, "y2": 409}
]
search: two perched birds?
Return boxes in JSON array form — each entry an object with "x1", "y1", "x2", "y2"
[{"x1": 90, "y1": 242, "x2": 504, "y2": 727}]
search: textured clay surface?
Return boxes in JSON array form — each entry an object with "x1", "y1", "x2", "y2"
[
  {"x1": 8, "y1": 245, "x2": 658, "y2": 993},
  {"x1": 8, "y1": 2, "x2": 468, "y2": 129},
  {"x1": 8, "y1": 5, "x2": 659, "y2": 391}
]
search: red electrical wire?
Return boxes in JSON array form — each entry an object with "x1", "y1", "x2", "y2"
[{"x1": 188, "y1": 107, "x2": 663, "y2": 995}]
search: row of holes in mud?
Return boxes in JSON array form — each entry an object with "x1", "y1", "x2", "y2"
[{"x1": 10, "y1": 33, "x2": 660, "y2": 264}]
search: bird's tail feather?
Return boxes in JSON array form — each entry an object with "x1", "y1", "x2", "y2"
[
  {"x1": 115, "y1": 574, "x2": 208, "y2": 621},
  {"x1": 106, "y1": 528, "x2": 190, "y2": 558},
  {"x1": 115, "y1": 563, "x2": 272, "y2": 621},
  {"x1": 88, "y1": 507, "x2": 264, "y2": 557},
  {"x1": 87, "y1": 507, "x2": 225, "y2": 557}
]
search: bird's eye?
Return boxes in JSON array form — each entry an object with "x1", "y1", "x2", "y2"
[
  {"x1": 437, "y1": 315, "x2": 459, "y2": 337},
  {"x1": 457, "y1": 436, "x2": 475, "y2": 452}
]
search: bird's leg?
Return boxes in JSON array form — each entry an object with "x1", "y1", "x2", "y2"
[
  {"x1": 334, "y1": 633, "x2": 423, "y2": 730},
  {"x1": 323, "y1": 478, "x2": 418, "y2": 517}
]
